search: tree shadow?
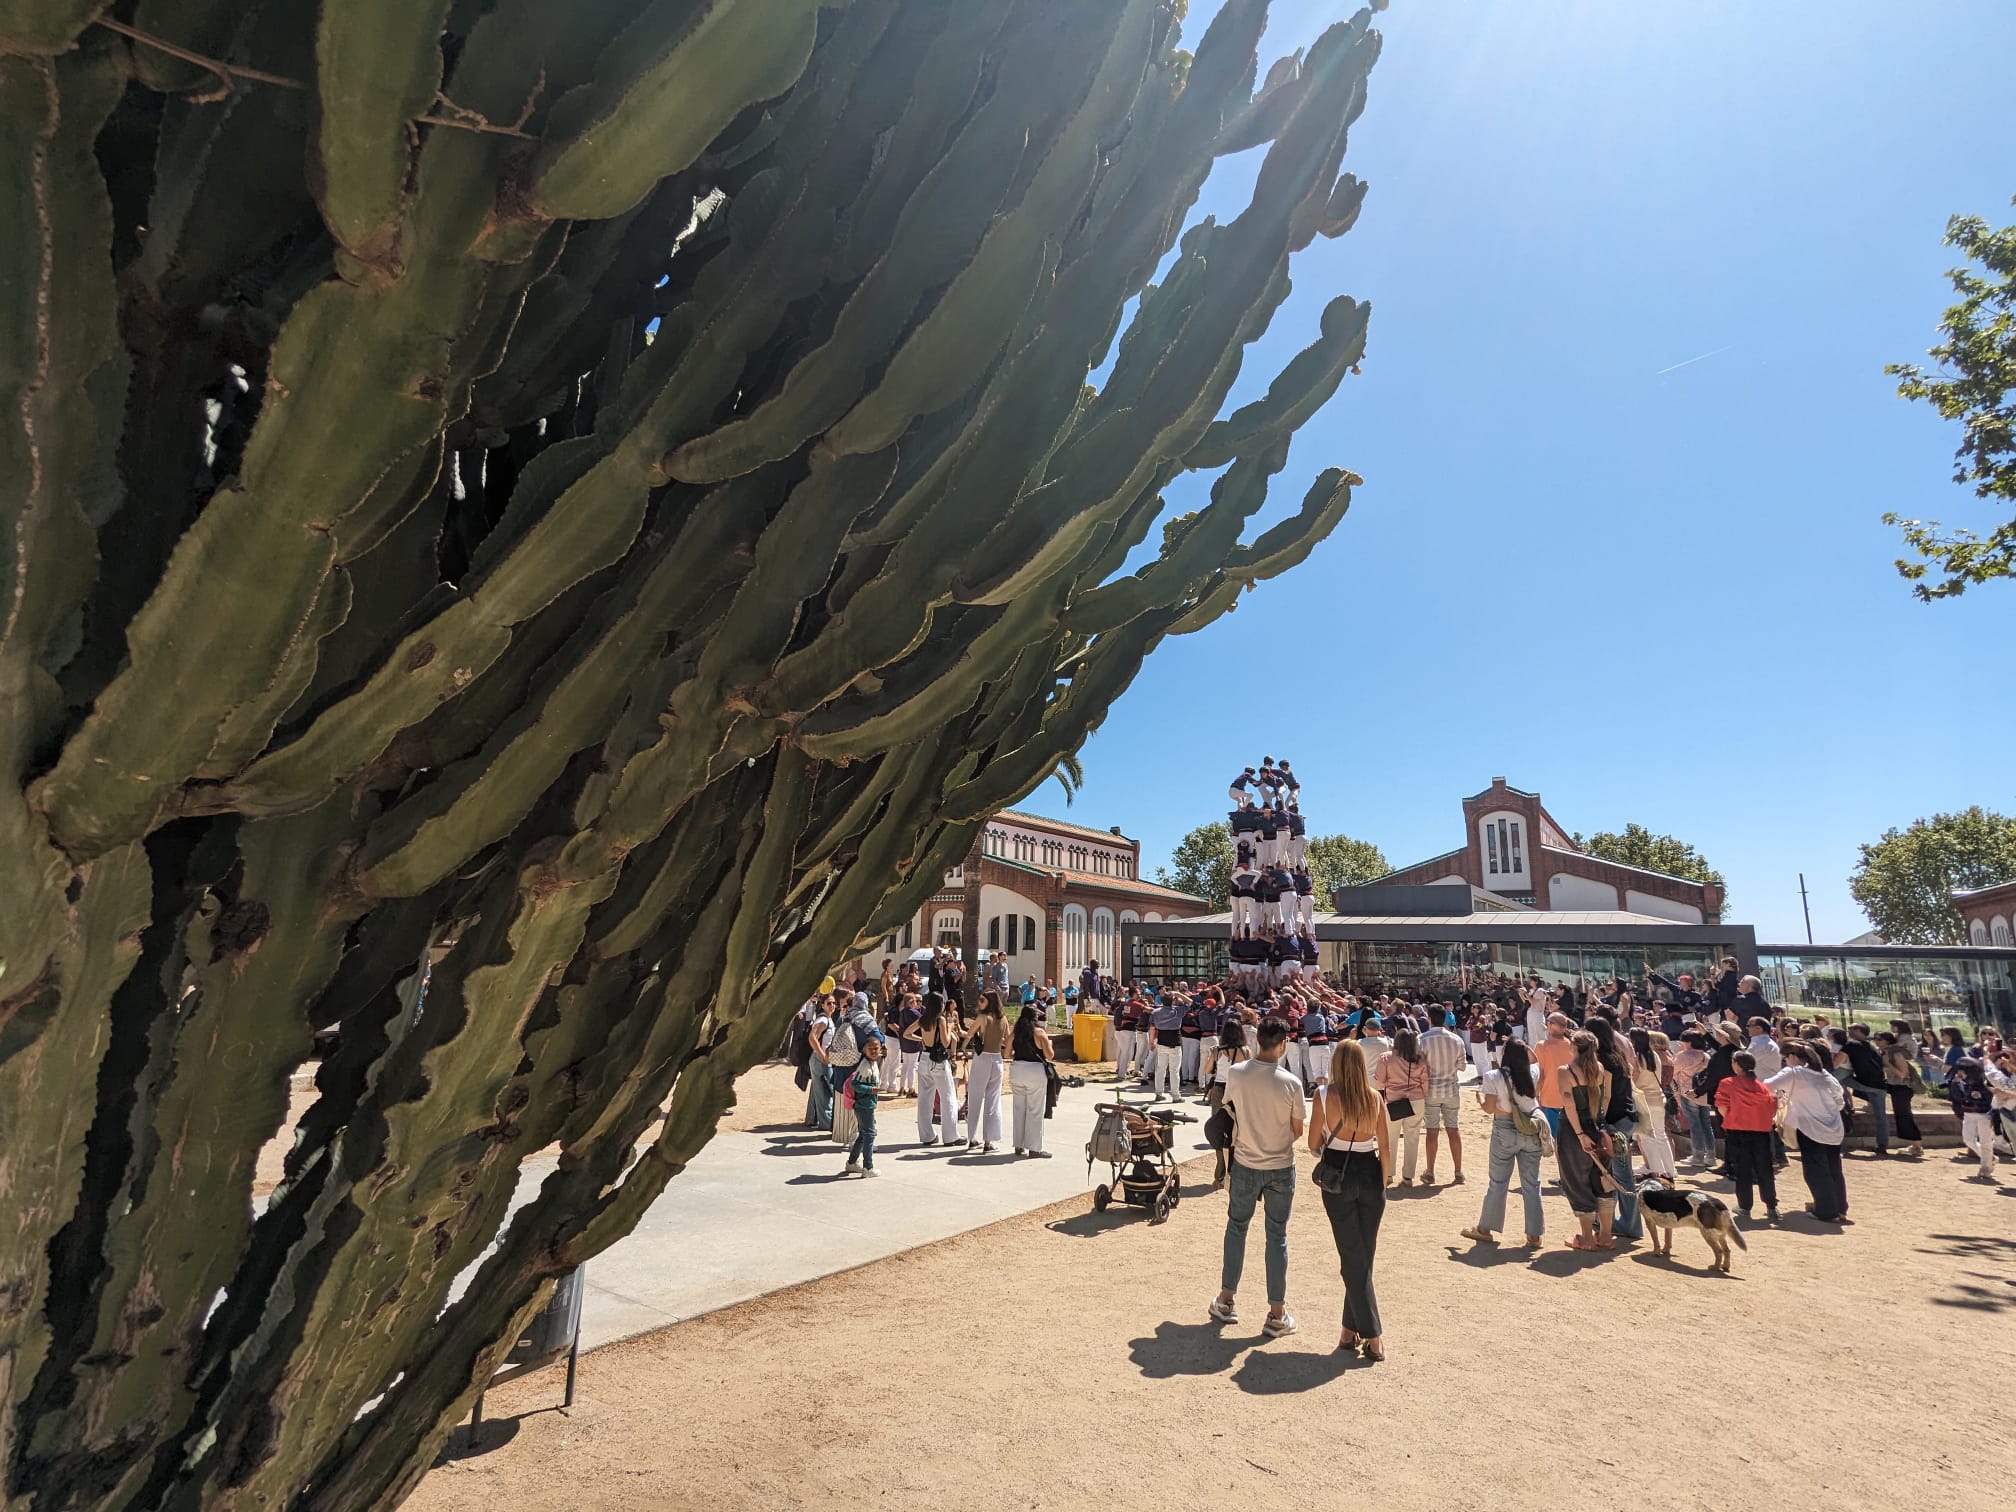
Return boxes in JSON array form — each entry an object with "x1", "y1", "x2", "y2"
[
  {"x1": 1918, "y1": 1232, "x2": 2016, "y2": 1261},
  {"x1": 1230, "y1": 1346, "x2": 1363, "y2": 1394},
  {"x1": 1126, "y1": 1319, "x2": 1249, "y2": 1380},
  {"x1": 1929, "y1": 1270, "x2": 2016, "y2": 1313}
]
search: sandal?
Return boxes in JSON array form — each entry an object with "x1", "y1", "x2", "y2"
[
  {"x1": 1338, "y1": 1328, "x2": 1361, "y2": 1353},
  {"x1": 1565, "y1": 1235, "x2": 1602, "y2": 1252},
  {"x1": 1459, "y1": 1227, "x2": 1497, "y2": 1244},
  {"x1": 1361, "y1": 1340, "x2": 1385, "y2": 1363}
]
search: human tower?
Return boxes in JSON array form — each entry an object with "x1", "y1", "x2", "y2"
[{"x1": 1226, "y1": 758, "x2": 1320, "y2": 989}]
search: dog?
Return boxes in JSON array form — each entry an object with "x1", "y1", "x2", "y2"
[{"x1": 1636, "y1": 1175, "x2": 1747, "y2": 1273}]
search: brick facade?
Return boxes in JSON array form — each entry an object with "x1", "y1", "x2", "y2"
[
  {"x1": 1376, "y1": 777, "x2": 1724, "y2": 925},
  {"x1": 1954, "y1": 879, "x2": 2016, "y2": 947}
]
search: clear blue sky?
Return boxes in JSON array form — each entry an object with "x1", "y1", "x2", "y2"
[{"x1": 1059, "y1": 0, "x2": 2016, "y2": 943}]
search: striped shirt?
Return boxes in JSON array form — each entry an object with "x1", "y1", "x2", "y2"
[{"x1": 1419, "y1": 1027, "x2": 1468, "y2": 1098}]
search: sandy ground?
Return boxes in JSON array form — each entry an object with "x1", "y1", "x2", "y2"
[{"x1": 409, "y1": 1088, "x2": 2015, "y2": 1512}]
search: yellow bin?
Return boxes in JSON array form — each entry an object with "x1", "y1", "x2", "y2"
[{"x1": 1072, "y1": 1012, "x2": 1108, "y2": 1063}]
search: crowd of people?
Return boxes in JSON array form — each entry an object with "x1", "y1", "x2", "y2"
[{"x1": 790, "y1": 934, "x2": 2012, "y2": 1358}]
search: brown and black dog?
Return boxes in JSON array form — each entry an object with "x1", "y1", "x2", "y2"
[{"x1": 1637, "y1": 1176, "x2": 1747, "y2": 1273}]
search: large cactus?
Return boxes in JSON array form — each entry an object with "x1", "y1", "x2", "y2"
[{"x1": 0, "y1": 2, "x2": 1384, "y2": 1505}]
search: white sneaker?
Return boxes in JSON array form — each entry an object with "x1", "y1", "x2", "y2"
[
  {"x1": 843, "y1": 1161, "x2": 861, "y2": 1175},
  {"x1": 862, "y1": 1168, "x2": 879, "y2": 1179},
  {"x1": 1263, "y1": 1312, "x2": 1298, "y2": 1339},
  {"x1": 1208, "y1": 1297, "x2": 1239, "y2": 1325}
]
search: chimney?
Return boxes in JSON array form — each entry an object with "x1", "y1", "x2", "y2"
[{"x1": 1109, "y1": 826, "x2": 1123, "y2": 836}]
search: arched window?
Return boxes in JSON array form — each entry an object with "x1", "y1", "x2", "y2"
[
  {"x1": 1062, "y1": 904, "x2": 1088, "y2": 973},
  {"x1": 1118, "y1": 909, "x2": 1138, "y2": 926},
  {"x1": 1090, "y1": 907, "x2": 1115, "y2": 968},
  {"x1": 933, "y1": 910, "x2": 961, "y2": 945},
  {"x1": 1023, "y1": 915, "x2": 1036, "y2": 951},
  {"x1": 1143, "y1": 911, "x2": 1162, "y2": 923},
  {"x1": 1994, "y1": 915, "x2": 2013, "y2": 946},
  {"x1": 988, "y1": 916, "x2": 1001, "y2": 951},
  {"x1": 1972, "y1": 920, "x2": 1991, "y2": 946}
]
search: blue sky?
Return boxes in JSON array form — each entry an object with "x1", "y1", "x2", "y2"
[{"x1": 1059, "y1": 0, "x2": 2016, "y2": 943}]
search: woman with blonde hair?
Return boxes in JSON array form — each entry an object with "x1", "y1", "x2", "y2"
[
  {"x1": 1308, "y1": 1041, "x2": 1393, "y2": 1360},
  {"x1": 1556, "y1": 1030, "x2": 1617, "y2": 1251}
]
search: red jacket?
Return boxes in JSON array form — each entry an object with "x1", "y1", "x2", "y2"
[{"x1": 1715, "y1": 1075, "x2": 1777, "y2": 1133}]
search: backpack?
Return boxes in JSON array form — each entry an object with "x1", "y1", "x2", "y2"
[
  {"x1": 827, "y1": 1017, "x2": 863, "y2": 1070},
  {"x1": 1690, "y1": 1065, "x2": 1713, "y2": 1100},
  {"x1": 1087, "y1": 1107, "x2": 1135, "y2": 1169}
]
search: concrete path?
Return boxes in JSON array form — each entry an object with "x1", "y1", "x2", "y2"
[{"x1": 547, "y1": 1077, "x2": 1201, "y2": 1352}]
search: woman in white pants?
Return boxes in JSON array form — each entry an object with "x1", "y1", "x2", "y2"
[
  {"x1": 1110, "y1": 1009, "x2": 1136, "y2": 1087},
  {"x1": 1629, "y1": 1028, "x2": 1679, "y2": 1178},
  {"x1": 1009, "y1": 1004, "x2": 1055, "y2": 1156},
  {"x1": 1372, "y1": 1030, "x2": 1429, "y2": 1185},
  {"x1": 914, "y1": 997, "x2": 962, "y2": 1147},
  {"x1": 965, "y1": 995, "x2": 1006, "y2": 1152}
]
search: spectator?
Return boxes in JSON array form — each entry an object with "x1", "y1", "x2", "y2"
[
  {"x1": 914, "y1": 993, "x2": 962, "y2": 1148},
  {"x1": 1949, "y1": 1058, "x2": 1999, "y2": 1183},
  {"x1": 965, "y1": 994, "x2": 1006, "y2": 1153},
  {"x1": 1371, "y1": 1028, "x2": 1428, "y2": 1187},
  {"x1": 1839, "y1": 1024, "x2": 1893, "y2": 1156},
  {"x1": 1308, "y1": 1041, "x2": 1392, "y2": 1361},
  {"x1": 1149, "y1": 992, "x2": 1185, "y2": 1101},
  {"x1": 1714, "y1": 1050, "x2": 1780, "y2": 1222},
  {"x1": 1206, "y1": 1018, "x2": 1250, "y2": 1190},
  {"x1": 1556, "y1": 1029, "x2": 1619, "y2": 1251},
  {"x1": 1535, "y1": 1013, "x2": 1576, "y2": 1141},
  {"x1": 1009, "y1": 1002, "x2": 1054, "y2": 1157},
  {"x1": 1209, "y1": 1017, "x2": 1305, "y2": 1340},
  {"x1": 1586, "y1": 1018, "x2": 1643, "y2": 1242},
  {"x1": 1522, "y1": 976, "x2": 1552, "y2": 1045},
  {"x1": 1628, "y1": 1027, "x2": 1679, "y2": 1179},
  {"x1": 802, "y1": 996, "x2": 835, "y2": 1131},
  {"x1": 842, "y1": 1036, "x2": 886, "y2": 1178},
  {"x1": 1462, "y1": 1038, "x2": 1547, "y2": 1249},
  {"x1": 896, "y1": 990, "x2": 924, "y2": 1097},
  {"x1": 1418, "y1": 1006, "x2": 1468, "y2": 1186},
  {"x1": 1877, "y1": 1031, "x2": 1925, "y2": 1158},
  {"x1": 1765, "y1": 1043, "x2": 1851, "y2": 1223}
]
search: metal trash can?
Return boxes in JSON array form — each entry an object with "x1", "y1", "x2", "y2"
[{"x1": 472, "y1": 1267, "x2": 585, "y2": 1428}]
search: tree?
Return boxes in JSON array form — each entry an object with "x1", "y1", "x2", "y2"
[
  {"x1": 1306, "y1": 832, "x2": 1390, "y2": 897},
  {"x1": 0, "y1": 4, "x2": 1386, "y2": 1503},
  {"x1": 1573, "y1": 824, "x2": 1727, "y2": 900},
  {"x1": 1848, "y1": 807, "x2": 2016, "y2": 944},
  {"x1": 1883, "y1": 198, "x2": 2016, "y2": 599},
  {"x1": 1154, "y1": 824, "x2": 1387, "y2": 909}
]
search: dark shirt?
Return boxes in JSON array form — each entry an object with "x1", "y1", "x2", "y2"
[{"x1": 1842, "y1": 1039, "x2": 1885, "y2": 1088}]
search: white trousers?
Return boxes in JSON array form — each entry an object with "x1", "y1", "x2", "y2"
[
  {"x1": 1180, "y1": 1037, "x2": 1201, "y2": 1085},
  {"x1": 1155, "y1": 1044, "x2": 1182, "y2": 1099},
  {"x1": 1296, "y1": 893, "x2": 1314, "y2": 931},
  {"x1": 966, "y1": 1052, "x2": 1002, "y2": 1145},
  {"x1": 1114, "y1": 1027, "x2": 1139, "y2": 1078},
  {"x1": 1229, "y1": 787, "x2": 1251, "y2": 807},
  {"x1": 1469, "y1": 1042, "x2": 1493, "y2": 1080},
  {"x1": 898, "y1": 1048, "x2": 920, "y2": 1094},
  {"x1": 1287, "y1": 836, "x2": 1307, "y2": 868},
  {"x1": 1389, "y1": 1111, "x2": 1424, "y2": 1181},
  {"x1": 1231, "y1": 896, "x2": 1255, "y2": 932},
  {"x1": 917, "y1": 1058, "x2": 959, "y2": 1144},
  {"x1": 1010, "y1": 1061, "x2": 1047, "y2": 1152},
  {"x1": 1304, "y1": 1043, "x2": 1331, "y2": 1089},
  {"x1": 1634, "y1": 1120, "x2": 1678, "y2": 1179},
  {"x1": 1962, "y1": 1111, "x2": 1998, "y2": 1176}
]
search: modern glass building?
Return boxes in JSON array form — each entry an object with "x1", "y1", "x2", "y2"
[
  {"x1": 1758, "y1": 945, "x2": 2015, "y2": 1036},
  {"x1": 1120, "y1": 884, "x2": 2016, "y2": 1036}
]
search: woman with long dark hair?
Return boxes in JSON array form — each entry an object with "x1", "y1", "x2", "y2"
[
  {"x1": 1207, "y1": 1017, "x2": 1249, "y2": 1190},
  {"x1": 1585, "y1": 1019, "x2": 1643, "y2": 1241},
  {"x1": 1462, "y1": 1038, "x2": 1546, "y2": 1248},
  {"x1": 1008, "y1": 1001, "x2": 1054, "y2": 1157},
  {"x1": 1628, "y1": 1027, "x2": 1679, "y2": 1178},
  {"x1": 1877, "y1": 1030, "x2": 1925, "y2": 1158},
  {"x1": 1764, "y1": 1041, "x2": 1851, "y2": 1222},
  {"x1": 913, "y1": 992, "x2": 962, "y2": 1148},
  {"x1": 1308, "y1": 1041, "x2": 1392, "y2": 1359}
]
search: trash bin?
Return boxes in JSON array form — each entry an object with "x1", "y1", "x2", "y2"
[{"x1": 1073, "y1": 1012, "x2": 1108, "y2": 1062}]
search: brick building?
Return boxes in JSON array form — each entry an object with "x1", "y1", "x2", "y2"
[
  {"x1": 871, "y1": 810, "x2": 1209, "y2": 987},
  {"x1": 1374, "y1": 777, "x2": 1725, "y2": 924},
  {"x1": 1954, "y1": 879, "x2": 2016, "y2": 947}
]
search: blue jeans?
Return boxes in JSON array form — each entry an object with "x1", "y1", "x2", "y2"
[
  {"x1": 1221, "y1": 1160, "x2": 1295, "y2": 1307},
  {"x1": 1603, "y1": 1117, "x2": 1642, "y2": 1238},
  {"x1": 850, "y1": 1096, "x2": 878, "y2": 1170},
  {"x1": 1479, "y1": 1119, "x2": 1544, "y2": 1237},
  {"x1": 1681, "y1": 1100, "x2": 1716, "y2": 1161},
  {"x1": 1542, "y1": 1106, "x2": 1563, "y2": 1138},
  {"x1": 1851, "y1": 1083, "x2": 1890, "y2": 1151},
  {"x1": 807, "y1": 1068, "x2": 833, "y2": 1130}
]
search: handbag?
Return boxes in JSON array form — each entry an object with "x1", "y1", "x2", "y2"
[
  {"x1": 1385, "y1": 1097, "x2": 1416, "y2": 1121},
  {"x1": 1204, "y1": 1102, "x2": 1235, "y2": 1150},
  {"x1": 1308, "y1": 1091, "x2": 1352, "y2": 1194},
  {"x1": 1506, "y1": 1081, "x2": 1556, "y2": 1155}
]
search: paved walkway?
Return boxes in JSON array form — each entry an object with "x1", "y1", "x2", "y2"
[{"x1": 547, "y1": 1076, "x2": 1192, "y2": 1351}]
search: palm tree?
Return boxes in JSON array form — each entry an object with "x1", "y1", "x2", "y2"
[{"x1": 1048, "y1": 751, "x2": 1086, "y2": 805}]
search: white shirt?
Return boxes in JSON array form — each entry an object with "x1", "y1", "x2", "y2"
[
  {"x1": 1223, "y1": 1056, "x2": 1305, "y2": 1171},
  {"x1": 1523, "y1": 990, "x2": 1550, "y2": 1044},
  {"x1": 1746, "y1": 1033, "x2": 1783, "y2": 1079},
  {"x1": 1763, "y1": 1066, "x2": 1847, "y2": 1145}
]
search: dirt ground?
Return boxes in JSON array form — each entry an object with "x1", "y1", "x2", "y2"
[{"x1": 409, "y1": 1088, "x2": 2015, "y2": 1512}]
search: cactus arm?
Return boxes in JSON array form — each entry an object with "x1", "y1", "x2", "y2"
[
  {"x1": 311, "y1": 0, "x2": 457, "y2": 261},
  {"x1": 0, "y1": 43, "x2": 126, "y2": 752},
  {"x1": 665, "y1": 0, "x2": 1139, "y2": 485},
  {"x1": 1185, "y1": 293, "x2": 1368, "y2": 469},
  {"x1": 530, "y1": 0, "x2": 829, "y2": 222},
  {"x1": 0, "y1": 0, "x2": 103, "y2": 53}
]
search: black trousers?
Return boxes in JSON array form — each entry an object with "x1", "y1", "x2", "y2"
[
  {"x1": 1796, "y1": 1130, "x2": 1848, "y2": 1221},
  {"x1": 1886, "y1": 1085, "x2": 1922, "y2": 1141},
  {"x1": 1318, "y1": 1150, "x2": 1384, "y2": 1338},
  {"x1": 1724, "y1": 1129, "x2": 1777, "y2": 1212}
]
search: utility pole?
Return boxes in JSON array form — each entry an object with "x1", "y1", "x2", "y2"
[{"x1": 1798, "y1": 872, "x2": 1814, "y2": 946}]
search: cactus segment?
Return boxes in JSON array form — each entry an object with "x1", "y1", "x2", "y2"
[{"x1": 0, "y1": 0, "x2": 103, "y2": 53}]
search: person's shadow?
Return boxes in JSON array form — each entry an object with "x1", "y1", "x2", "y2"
[
  {"x1": 1231, "y1": 1347, "x2": 1361, "y2": 1394},
  {"x1": 1126, "y1": 1320, "x2": 1247, "y2": 1379}
]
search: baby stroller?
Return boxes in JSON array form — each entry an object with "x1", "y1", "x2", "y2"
[{"x1": 1086, "y1": 1099, "x2": 1194, "y2": 1224}]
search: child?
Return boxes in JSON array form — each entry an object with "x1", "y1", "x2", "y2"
[
  {"x1": 1948, "y1": 1057, "x2": 1998, "y2": 1183},
  {"x1": 845, "y1": 1036, "x2": 885, "y2": 1178},
  {"x1": 1713, "y1": 1050, "x2": 1779, "y2": 1220}
]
